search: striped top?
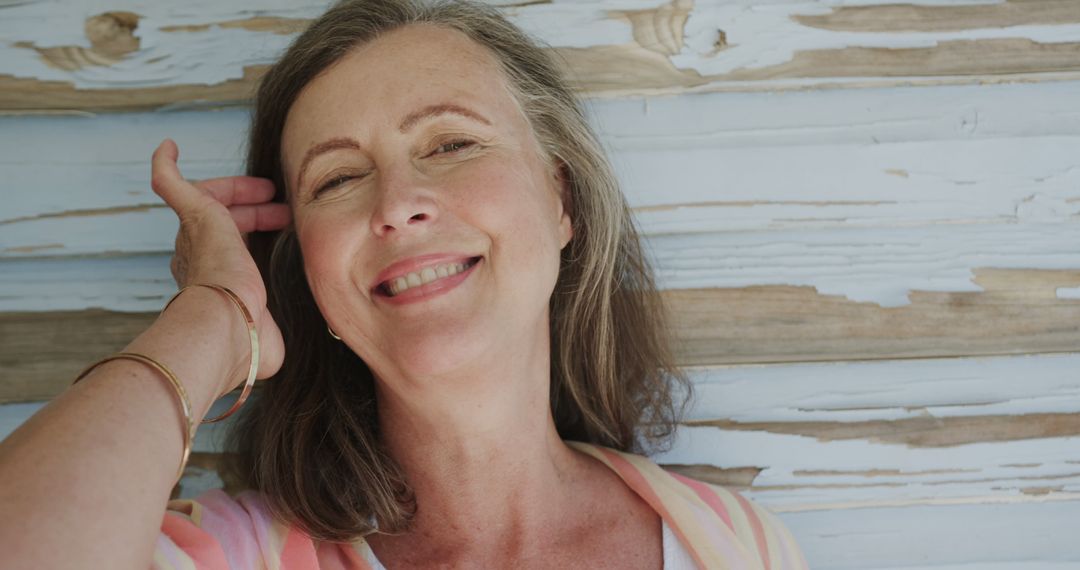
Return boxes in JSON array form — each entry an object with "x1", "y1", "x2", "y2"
[
  {"x1": 156, "y1": 442, "x2": 806, "y2": 569},
  {"x1": 351, "y1": 518, "x2": 696, "y2": 569}
]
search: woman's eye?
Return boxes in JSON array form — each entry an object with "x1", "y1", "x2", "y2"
[
  {"x1": 314, "y1": 174, "x2": 356, "y2": 196},
  {"x1": 430, "y1": 140, "x2": 474, "y2": 156}
]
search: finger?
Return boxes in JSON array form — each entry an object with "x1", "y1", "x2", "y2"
[
  {"x1": 194, "y1": 176, "x2": 277, "y2": 207},
  {"x1": 228, "y1": 203, "x2": 292, "y2": 233},
  {"x1": 151, "y1": 139, "x2": 205, "y2": 214}
]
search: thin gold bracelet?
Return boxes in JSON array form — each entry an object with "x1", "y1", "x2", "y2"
[
  {"x1": 74, "y1": 352, "x2": 194, "y2": 484},
  {"x1": 163, "y1": 283, "x2": 259, "y2": 424}
]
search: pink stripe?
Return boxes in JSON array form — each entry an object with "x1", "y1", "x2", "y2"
[
  {"x1": 670, "y1": 472, "x2": 736, "y2": 534},
  {"x1": 595, "y1": 448, "x2": 711, "y2": 570},
  {"x1": 732, "y1": 491, "x2": 771, "y2": 570}
]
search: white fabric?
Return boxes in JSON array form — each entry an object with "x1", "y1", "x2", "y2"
[{"x1": 662, "y1": 519, "x2": 698, "y2": 569}]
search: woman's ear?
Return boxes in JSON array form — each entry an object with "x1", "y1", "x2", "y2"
[{"x1": 554, "y1": 161, "x2": 573, "y2": 249}]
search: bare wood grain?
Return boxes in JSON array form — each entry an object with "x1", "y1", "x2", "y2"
[
  {"x1": 159, "y1": 16, "x2": 309, "y2": 35},
  {"x1": 0, "y1": 309, "x2": 155, "y2": 403},
  {"x1": 667, "y1": 268, "x2": 1080, "y2": 366},
  {"x1": 719, "y1": 39, "x2": 1080, "y2": 81},
  {"x1": 661, "y1": 463, "x2": 762, "y2": 489},
  {"x1": 0, "y1": 66, "x2": 268, "y2": 113},
  {"x1": 688, "y1": 413, "x2": 1080, "y2": 448},
  {"x1": 5, "y1": 268, "x2": 1080, "y2": 403},
  {"x1": 795, "y1": 0, "x2": 1080, "y2": 33}
]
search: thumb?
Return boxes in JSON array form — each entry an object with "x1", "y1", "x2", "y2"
[{"x1": 151, "y1": 139, "x2": 208, "y2": 216}]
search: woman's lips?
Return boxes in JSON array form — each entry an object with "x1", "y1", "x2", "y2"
[{"x1": 375, "y1": 256, "x2": 482, "y2": 304}]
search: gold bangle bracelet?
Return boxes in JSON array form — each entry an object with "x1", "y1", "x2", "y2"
[
  {"x1": 74, "y1": 352, "x2": 193, "y2": 484},
  {"x1": 164, "y1": 283, "x2": 260, "y2": 424}
]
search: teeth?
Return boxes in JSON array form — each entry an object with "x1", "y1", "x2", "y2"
[{"x1": 384, "y1": 259, "x2": 474, "y2": 297}]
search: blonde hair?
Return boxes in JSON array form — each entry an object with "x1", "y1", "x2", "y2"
[{"x1": 232, "y1": 0, "x2": 689, "y2": 541}]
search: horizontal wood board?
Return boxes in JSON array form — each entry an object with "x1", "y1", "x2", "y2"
[
  {"x1": 6, "y1": 265, "x2": 1080, "y2": 402},
  {"x1": 3, "y1": 0, "x2": 1080, "y2": 112}
]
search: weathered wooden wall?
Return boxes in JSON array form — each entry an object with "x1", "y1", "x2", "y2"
[{"x1": 2, "y1": 0, "x2": 1079, "y2": 567}]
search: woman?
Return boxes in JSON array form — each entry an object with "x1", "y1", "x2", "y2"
[{"x1": 0, "y1": 1, "x2": 806, "y2": 568}]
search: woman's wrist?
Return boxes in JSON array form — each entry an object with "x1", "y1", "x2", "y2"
[{"x1": 125, "y1": 285, "x2": 253, "y2": 420}]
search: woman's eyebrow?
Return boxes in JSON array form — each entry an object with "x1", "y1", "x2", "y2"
[
  {"x1": 398, "y1": 103, "x2": 491, "y2": 133},
  {"x1": 296, "y1": 137, "x2": 363, "y2": 189}
]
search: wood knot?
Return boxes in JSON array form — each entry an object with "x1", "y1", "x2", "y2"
[
  {"x1": 15, "y1": 11, "x2": 141, "y2": 71},
  {"x1": 85, "y1": 11, "x2": 141, "y2": 57}
]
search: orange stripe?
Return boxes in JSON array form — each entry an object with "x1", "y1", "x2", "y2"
[
  {"x1": 670, "y1": 472, "x2": 736, "y2": 534},
  {"x1": 732, "y1": 491, "x2": 771, "y2": 570},
  {"x1": 593, "y1": 448, "x2": 713, "y2": 570},
  {"x1": 160, "y1": 512, "x2": 229, "y2": 570},
  {"x1": 278, "y1": 527, "x2": 319, "y2": 568}
]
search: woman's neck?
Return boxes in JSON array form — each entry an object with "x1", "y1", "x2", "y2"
[{"x1": 368, "y1": 338, "x2": 595, "y2": 562}]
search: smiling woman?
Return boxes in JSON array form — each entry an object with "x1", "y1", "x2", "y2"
[{"x1": 0, "y1": 1, "x2": 805, "y2": 569}]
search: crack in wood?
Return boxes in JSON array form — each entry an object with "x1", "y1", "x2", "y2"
[
  {"x1": 633, "y1": 199, "x2": 897, "y2": 213},
  {"x1": 2, "y1": 243, "x2": 63, "y2": 254},
  {"x1": 1018, "y1": 485, "x2": 1066, "y2": 496},
  {"x1": 159, "y1": 16, "x2": 309, "y2": 35},
  {"x1": 0, "y1": 203, "x2": 165, "y2": 226},
  {"x1": 794, "y1": 468, "x2": 978, "y2": 478}
]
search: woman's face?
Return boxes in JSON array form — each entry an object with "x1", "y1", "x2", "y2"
[{"x1": 281, "y1": 24, "x2": 572, "y2": 383}]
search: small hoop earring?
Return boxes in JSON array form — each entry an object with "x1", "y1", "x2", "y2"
[{"x1": 328, "y1": 326, "x2": 341, "y2": 340}]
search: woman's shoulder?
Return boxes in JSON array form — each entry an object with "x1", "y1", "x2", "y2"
[
  {"x1": 568, "y1": 441, "x2": 808, "y2": 570},
  {"x1": 157, "y1": 489, "x2": 320, "y2": 570}
]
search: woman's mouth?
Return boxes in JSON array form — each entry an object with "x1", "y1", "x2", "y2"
[{"x1": 377, "y1": 256, "x2": 482, "y2": 298}]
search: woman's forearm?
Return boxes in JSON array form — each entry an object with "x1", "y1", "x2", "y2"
[{"x1": 0, "y1": 286, "x2": 251, "y2": 569}]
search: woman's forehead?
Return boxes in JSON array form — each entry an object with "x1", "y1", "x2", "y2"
[
  {"x1": 285, "y1": 25, "x2": 512, "y2": 136},
  {"x1": 280, "y1": 25, "x2": 521, "y2": 179}
]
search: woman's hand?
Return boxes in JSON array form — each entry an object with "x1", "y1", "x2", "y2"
[{"x1": 150, "y1": 139, "x2": 290, "y2": 387}]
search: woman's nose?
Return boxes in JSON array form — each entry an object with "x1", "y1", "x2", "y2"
[{"x1": 368, "y1": 171, "x2": 438, "y2": 238}]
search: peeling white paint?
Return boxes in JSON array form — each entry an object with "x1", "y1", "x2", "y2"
[
  {"x1": 1057, "y1": 286, "x2": 1080, "y2": 300},
  {"x1": 684, "y1": 353, "x2": 1080, "y2": 423}
]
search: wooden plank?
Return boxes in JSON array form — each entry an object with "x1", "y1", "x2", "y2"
[
  {"x1": 5, "y1": 267, "x2": 1080, "y2": 402},
  {"x1": 6, "y1": 96, "x2": 1080, "y2": 307},
  {"x1": 4, "y1": 0, "x2": 1080, "y2": 112}
]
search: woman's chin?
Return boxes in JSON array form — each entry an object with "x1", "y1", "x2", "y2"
[{"x1": 380, "y1": 331, "x2": 492, "y2": 379}]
